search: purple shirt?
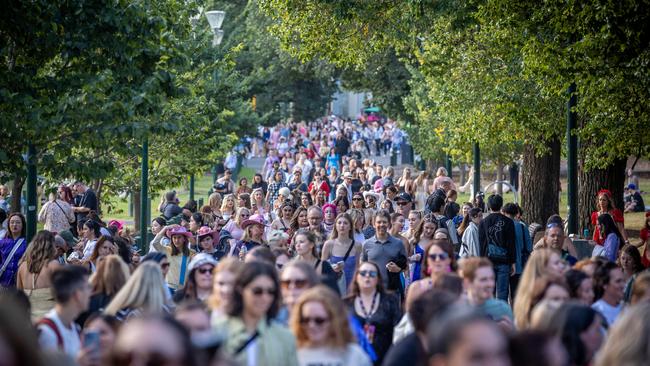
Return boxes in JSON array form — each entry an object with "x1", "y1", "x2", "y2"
[
  {"x1": 603, "y1": 233, "x2": 620, "y2": 262},
  {"x1": 0, "y1": 237, "x2": 27, "y2": 287}
]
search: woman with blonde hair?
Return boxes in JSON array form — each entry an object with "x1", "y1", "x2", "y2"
[
  {"x1": 208, "y1": 257, "x2": 244, "y2": 318},
  {"x1": 513, "y1": 248, "x2": 565, "y2": 329},
  {"x1": 208, "y1": 192, "x2": 223, "y2": 217},
  {"x1": 220, "y1": 194, "x2": 237, "y2": 222},
  {"x1": 77, "y1": 254, "x2": 130, "y2": 326},
  {"x1": 413, "y1": 171, "x2": 431, "y2": 210},
  {"x1": 16, "y1": 230, "x2": 61, "y2": 317},
  {"x1": 104, "y1": 261, "x2": 170, "y2": 320},
  {"x1": 596, "y1": 302, "x2": 650, "y2": 366},
  {"x1": 396, "y1": 167, "x2": 415, "y2": 197},
  {"x1": 291, "y1": 286, "x2": 371, "y2": 366},
  {"x1": 222, "y1": 207, "x2": 251, "y2": 242}
]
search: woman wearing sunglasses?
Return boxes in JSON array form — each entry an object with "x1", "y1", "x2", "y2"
[
  {"x1": 291, "y1": 286, "x2": 371, "y2": 366},
  {"x1": 407, "y1": 239, "x2": 456, "y2": 303},
  {"x1": 172, "y1": 253, "x2": 217, "y2": 304},
  {"x1": 346, "y1": 261, "x2": 401, "y2": 365},
  {"x1": 275, "y1": 260, "x2": 320, "y2": 325},
  {"x1": 214, "y1": 262, "x2": 298, "y2": 365}
]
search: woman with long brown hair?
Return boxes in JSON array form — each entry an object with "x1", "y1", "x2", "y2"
[
  {"x1": 16, "y1": 230, "x2": 61, "y2": 318},
  {"x1": 77, "y1": 254, "x2": 130, "y2": 326},
  {"x1": 590, "y1": 189, "x2": 628, "y2": 247}
]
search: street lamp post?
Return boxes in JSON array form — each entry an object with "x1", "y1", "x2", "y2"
[
  {"x1": 26, "y1": 144, "x2": 37, "y2": 243},
  {"x1": 139, "y1": 135, "x2": 149, "y2": 252},
  {"x1": 567, "y1": 83, "x2": 578, "y2": 235},
  {"x1": 472, "y1": 143, "x2": 481, "y2": 199}
]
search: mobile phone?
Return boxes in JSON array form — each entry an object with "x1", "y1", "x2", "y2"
[{"x1": 83, "y1": 330, "x2": 100, "y2": 352}]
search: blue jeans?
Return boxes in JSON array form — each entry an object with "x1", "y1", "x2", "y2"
[{"x1": 494, "y1": 264, "x2": 511, "y2": 302}]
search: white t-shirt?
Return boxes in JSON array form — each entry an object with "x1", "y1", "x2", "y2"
[
  {"x1": 82, "y1": 239, "x2": 98, "y2": 260},
  {"x1": 38, "y1": 309, "x2": 81, "y2": 358},
  {"x1": 592, "y1": 299, "x2": 623, "y2": 326},
  {"x1": 297, "y1": 344, "x2": 371, "y2": 366}
]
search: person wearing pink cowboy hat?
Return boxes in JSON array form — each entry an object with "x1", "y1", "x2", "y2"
[
  {"x1": 232, "y1": 214, "x2": 268, "y2": 259},
  {"x1": 196, "y1": 226, "x2": 220, "y2": 260},
  {"x1": 151, "y1": 225, "x2": 196, "y2": 290}
]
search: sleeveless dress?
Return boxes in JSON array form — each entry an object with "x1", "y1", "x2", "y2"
[
  {"x1": 410, "y1": 243, "x2": 425, "y2": 282},
  {"x1": 415, "y1": 182, "x2": 427, "y2": 210},
  {"x1": 329, "y1": 243, "x2": 357, "y2": 290}
]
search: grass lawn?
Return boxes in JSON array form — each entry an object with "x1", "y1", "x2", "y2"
[{"x1": 102, "y1": 167, "x2": 255, "y2": 223}]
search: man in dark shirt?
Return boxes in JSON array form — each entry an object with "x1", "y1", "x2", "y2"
[
  {"x1": 478, "y1": 194, "x2": 516, "y2": 302},
  {"x1": 159, "y1": 191, "x2": 182, "y2": 220},
  {"x1": 72, "y1": 181, "x2": 98, "y2": 222},
  {"x1": 334, "y1": 131, "x2": 350, "y2": 158}
]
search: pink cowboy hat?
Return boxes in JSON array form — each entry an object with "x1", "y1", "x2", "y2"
[
  {"x1": 197, "y1": 226, "x2": 219, "y2": 241},
  {"x1": 241, "y1": 214, "x2": 268, "y2": 230},
  {"x1": 166, "y1": 226, "x2": 193, "y2": 239}
]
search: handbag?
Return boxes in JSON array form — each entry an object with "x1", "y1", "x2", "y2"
[
  {"x1": 336, "y1": 241, "x2": 356, "y2": 296},
  {"x1": 487, "y1": 242, "x2": 509, "y2": 263}
]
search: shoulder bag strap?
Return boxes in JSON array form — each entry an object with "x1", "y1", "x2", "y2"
[
  {"x1": 0, "y1": 238, "x2": 25, "y2": 278},
  {"x1": 234, "y1": 331, "x2": 260, "y2": 356},
  {"x1": 179, "y1": 255, "x2": 188, "y2": 286},
  {"x1": 342, "y1": 240, "x2": 356, "y2": 262},
  {"x1": 38, "y1": 318, "x2": 64, "y2": 349}
]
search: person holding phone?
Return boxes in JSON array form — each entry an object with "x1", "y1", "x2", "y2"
[{"x1": 77, "y1": 313, "x2": 120, "y2": 366}]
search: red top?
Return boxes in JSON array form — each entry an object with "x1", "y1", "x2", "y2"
[
  {"x1": 641, "y1": 228, "x2": 650, "y2": 268},
  {"x1": 591, "y1": 209, "x2": 624, "y2": 245},
  {"x1": 308, "y1": 180, "x2": 330, "y2": 196}
]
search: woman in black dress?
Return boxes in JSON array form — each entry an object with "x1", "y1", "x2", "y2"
[{"x1": 345, "y1": 261, "x2": 402, "y2": 365}]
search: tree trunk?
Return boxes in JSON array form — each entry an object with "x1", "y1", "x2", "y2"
[
  {"x1": 460, "y1": 164, "x2": 467, "y2": 188},
  {"x1": 496, "y1": 162, "x2": 504, "y2": 195},
  {"x1": 11, "y1": 175, "x2": 24, "y2": 213},
  {"x1": 133, "y1": 190, "x2": 141, "y2": 235},
  {"x1": 578, "y1": 157, "x2": 627, "y2": 235},
  {"x1": 520, "y1": 139, "x2": 561, "y2": 225}
]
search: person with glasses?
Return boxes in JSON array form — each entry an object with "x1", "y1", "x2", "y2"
[
  {"x1": 351, "y1": 193, "x2": 366, "y2": 210},
  {"x1": 172, "y1": 253, "x2": 217, "y2": 304},
  {"x1": 291, "y1": 286, "x2": 371, "y2": 366},
  {"x1": 345, "y1": 261, "x2": 401, "y2": 365},
  {"x1": 223, "y1": 207, "x2": 251, "y2": 242},
  {"x1": 214, "y1": 262, "x2": 299, "y2": 365},
  {"x1": 276, "y1": 260, "x2": 320, "y2": 325},
  {"x1": 407, "y1": 239, "x2": 456, "y2": 304}
]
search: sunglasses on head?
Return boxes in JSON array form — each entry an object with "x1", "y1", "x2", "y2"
[
  {"x1": 300, "y1": 316, "x2": 329, "y2": 326},
  {"x1": 359, "y1": 270, "x2": 378, "y2": 278},
  {"x1": 250, "y1": 287, "x2": 277, "y2": 296},
  {"x1": 197, "y1": 266, "x2": 214, "y2": 274},
  {"x1": 280, "y1": 278, "x2": 308, "y2": 289},
  {"x1": 428, "y1": 253, "x2": 449, "y2": 261}
]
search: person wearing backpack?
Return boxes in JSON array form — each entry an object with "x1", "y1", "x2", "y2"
[
  {"x1": 478, "y1": 195, "x2": 516, "y2": 302},
  {"x1": 37, "y1": 265, "x2": 91, "y2": 357}
]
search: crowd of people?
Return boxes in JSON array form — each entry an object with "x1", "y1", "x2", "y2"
[{"x1": 1, "y1": 115, "x2": 650, "y2": 366}]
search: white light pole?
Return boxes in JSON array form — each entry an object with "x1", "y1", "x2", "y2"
[{"x1": 205, "y1": 10, "x2": 226, "y2": 46}]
